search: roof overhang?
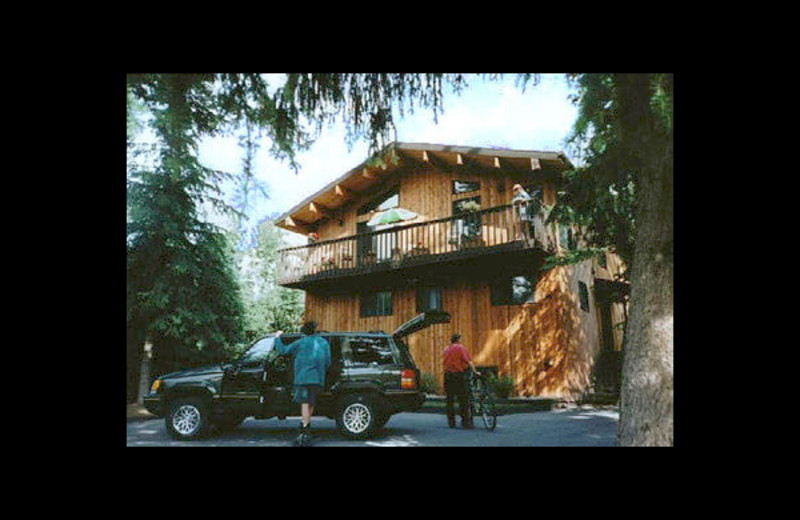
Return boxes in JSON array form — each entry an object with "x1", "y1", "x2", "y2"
[{"x1": 274, "y1": 141, "x2": 573, "y2": 235}]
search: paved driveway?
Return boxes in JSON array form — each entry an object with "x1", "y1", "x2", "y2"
[{"x1": 127, "y1": 406, "x2": 619, "y2": 447}]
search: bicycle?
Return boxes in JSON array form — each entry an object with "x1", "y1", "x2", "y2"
[{"x1": 467, "y1": 370, "x2": 497, "y2": 431}]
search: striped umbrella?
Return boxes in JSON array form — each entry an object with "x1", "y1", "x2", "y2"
[{"x1": 366, "y1": 207, "x2": 417, "y2": 227}]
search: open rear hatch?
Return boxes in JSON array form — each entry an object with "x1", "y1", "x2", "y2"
[
  {"x1": 392, "y1": 310, "x2": 451, "y2": 341},
  {"x1": 392, "y1": 311, "x2": 451, "y2": 392}
]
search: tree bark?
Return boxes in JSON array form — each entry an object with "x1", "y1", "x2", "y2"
[
  {"x1": 615, "y1": 74, "x2": 674, "y2": 446},
  {"x1": 137, "y1": 339, "x2": 153, "y2": 405}
]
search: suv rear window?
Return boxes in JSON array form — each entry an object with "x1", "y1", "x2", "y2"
[{"x1": 341, "y1": 337, "x2": 397, "y2": 367}]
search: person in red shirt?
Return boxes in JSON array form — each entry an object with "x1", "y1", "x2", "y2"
[{"x1": 442, "y1": 333, "x2": 478, "y2": 429}]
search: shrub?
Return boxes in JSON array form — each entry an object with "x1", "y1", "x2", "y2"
[
  {"x1": 491, "y1": 375, "x2": 514, "y2": 399},
  {"x1": 419, "y1": 372, "x2": 439, "y2": 395}
]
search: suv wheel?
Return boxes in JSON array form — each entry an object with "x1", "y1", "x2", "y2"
[
  {"x1": 337, "y1": 395, "x2": 378, "y2": 440},
  {"x1": 166, "y1": 397, "x2": 209, "y2": 440}
]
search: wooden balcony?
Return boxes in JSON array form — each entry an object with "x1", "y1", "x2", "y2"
[{"x1": 276, "y1": 203, "x2": 557, "y2": 292}]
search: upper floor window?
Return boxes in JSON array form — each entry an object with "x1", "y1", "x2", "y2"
[
  {"x1": 597, "y1": 250, "x2": 608, "y2": 269},
  {"x1": 452, "y1": 196, "x2": 482, "y2": 243},
  {"x1": 357, "y1": 188, "x2": 399, "y2": 216},
  {"x1": 559, "y1": 224, "x2": 573, "y2": 250},
  {"x1": 453, "y1": 180, "x2": 480, "y2": 195},
  {"x1": 578, "y1": 281, "x2": 590, "y2": 312}
]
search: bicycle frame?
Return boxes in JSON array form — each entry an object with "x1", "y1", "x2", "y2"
[{"x1": 467, "y1": 370, "x2": 497, "y2": 431}]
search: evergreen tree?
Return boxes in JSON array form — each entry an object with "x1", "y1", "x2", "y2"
[
  {"x1": 126, "y1": 74, "x2": 673, "y2": 446},
  {"x1": 127, "y1": 74, "x2": 245, "y2": 383},
  {"x1": 127, "y1": 73, "x2": 313, "y2": 396},
  {"x1": 555, "y1": 73, "x2": 674, "y2": 445}
]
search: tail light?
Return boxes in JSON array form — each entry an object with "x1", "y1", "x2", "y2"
[{"x1": 401, "y1": 369, "x2": 416, "y2": 389}]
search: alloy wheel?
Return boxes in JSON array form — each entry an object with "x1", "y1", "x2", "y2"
[
  {"x1": 172, "y1": 404, "x2": 201, "y2": 436},
  {"x1": 342, "y1": 402, "x2": 371, "y2": 434}
]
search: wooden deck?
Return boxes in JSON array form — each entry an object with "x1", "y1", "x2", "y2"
[{"x1": 277, "y1": 203, "x2": 557, "y2": 290}]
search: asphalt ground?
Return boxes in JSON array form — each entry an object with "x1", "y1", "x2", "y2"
[{"x1": 126, "y1": 402, "x2": 620, "y2": 447}]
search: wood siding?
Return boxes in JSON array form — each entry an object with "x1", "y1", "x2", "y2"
[
  {"x1": 314, "y1": 161, "x2": 557, "y2": 242},
  {"x1": 284, "y1": 150, "x2": 611, "y2": 398},
  {"x1": 304, "y1": 260, "x2": 600, "y2": 397}
]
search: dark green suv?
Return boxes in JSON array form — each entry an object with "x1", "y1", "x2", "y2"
[{"x1": 143, "y1": 311, "x2": 449, "y2": 440}]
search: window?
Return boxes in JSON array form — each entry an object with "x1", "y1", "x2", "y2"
[
  {"x1": 559, "y1": 224, "x2": 573, "y2": 250},
  {"x1": 452, "y1": 196, "x2": 481, "y2": 215},
  {"x1": 357, "y1": 188, "x2": 399, "y2": 216},
  {"x1": 452, "y1": 196, "x2": 482, "y2": 243},
  {"x1": 416, "y1": 287, "x2": 443, "y2": 312},
  {"x1": 360, "y1": 290, "x2": 393, "y2": 317},
  {"x1": 453, "y1": 180, "x2": 480, "y2": 194},
  {"x1": 597, "y1": 250, "x2": 608, "y2": 269},
  {"x1": 491, "y1": 274, "x2": 535, "y2": 305},
  {"x1": 578, "y1": 281, "x2": 590, "y2": 312},
  {"x1": 341, "y1": 337, "x2": 396, "y2": 367},
  {"x1": 238, "y1": 337, "x2": 277, "y2": 365},
  {"x1": 523, "y1": 185, "x2": 543, "y2": 202}
]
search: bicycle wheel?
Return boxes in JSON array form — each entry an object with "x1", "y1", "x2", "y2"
[
  {"x1": 476, "y1": 389, "x2": 497, "y2": 431},
  {"x1": 469, "y1": 379, "x2": 481, "y2": 417}
]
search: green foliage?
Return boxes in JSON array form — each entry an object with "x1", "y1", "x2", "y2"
[
  {"x1": 279, "y1": 73, "x2": 467, "y2": 155},
  {"x1": 490, "y1": 375, "x2": 515, "y2": 399},
  {"x1": 419, "y1": 372, "x2": 439, "y2": 395},
  {"x1": 236, "y1": 219, "x2": 305, "y2": 342},
  {"x1": 127, "y1": 74, "x2": 258, "y2": 374},
  {"x1": 551, "y1": 73, "x2": 673, "y2": 280}
]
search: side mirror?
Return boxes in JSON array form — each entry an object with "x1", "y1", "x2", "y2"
[{"x1": 222, "y1": 362, "x2": 240, "y2": 374}]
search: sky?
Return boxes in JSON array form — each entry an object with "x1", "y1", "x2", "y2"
[{"x1": 135, "y1": 74, "x2": 580, "y2": 247}]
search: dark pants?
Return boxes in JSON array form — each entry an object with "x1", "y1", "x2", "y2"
[{"x1": 444, "y1": 371, "x2": 471, "y2": 427}]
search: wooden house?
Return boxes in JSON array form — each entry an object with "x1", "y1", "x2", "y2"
[{"x1": 275, "y1": 142, "x2": 628, "y2": 398}]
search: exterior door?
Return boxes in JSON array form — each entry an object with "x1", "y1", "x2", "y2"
[
  {"x1": 356, "y1": 222, "x2": 374, "y2": 266},
  {"x1": 594, "y1": 302, "x2": 622, "y2": 394}
]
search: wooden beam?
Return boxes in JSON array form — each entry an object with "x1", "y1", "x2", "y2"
[
  {"x1": 309, "y1": 201, "x2": 333, "y2": 216},
  {"x1": 334, "y1": 184, "x2": 351, "y2": 198},
  {"x1": 309, "y1": 202, "x2": 324, "y2": 215}
]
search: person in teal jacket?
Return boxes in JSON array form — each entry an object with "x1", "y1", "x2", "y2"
[{"x1": 275, "y1": 321, "x2": 331, "y2": 446}]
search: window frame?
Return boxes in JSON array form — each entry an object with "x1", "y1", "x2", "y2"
[
  {"x1": 357, "y1": 187, "x2": 399, "y2": 216},
  {"x1": 360, "y1": 290, "x2": 393, "y2": 317},
  {"x1": 416, "y1": 286, "x2": 443, "y2": 312},
  {"x1": 452, "y1": 179, "x2": 480, "y2": 195},
  {"x1": 491, "y1": 273, "x2": 536, "y2": 306},
  {"x1": 578, "y1": 281, "x2": 590, "y2": 312}
]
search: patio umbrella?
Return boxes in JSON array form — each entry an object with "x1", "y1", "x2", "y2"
[{"x1": 366, "y1": 207, "x2": 417, "y2": 227}]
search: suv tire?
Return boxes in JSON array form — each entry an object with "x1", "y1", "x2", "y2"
[
  {"x1": 336, "y1": 394, "x2": 379, "y2": 440},
  {"x1": 166, "y1": 397, "x2": 210, "y2": 440}
]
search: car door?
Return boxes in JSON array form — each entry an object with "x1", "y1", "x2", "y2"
[
  {"x1": 261, "y1": 334, "x2": 301, "y2": 416},
  {"x1": 221, "y1": 341, "x2": 273, "y2": 415}
]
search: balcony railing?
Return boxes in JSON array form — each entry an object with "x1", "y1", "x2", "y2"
[{"x1": 276, "y1": 203, "x2": 557, "y2": 286}]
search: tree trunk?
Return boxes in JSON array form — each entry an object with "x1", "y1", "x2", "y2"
[
  {"x1": 615, "y1": 74, "x2": 674, "y2": 446},
  {"x1": 137, "y1": 339, "x2": 153, "y2": 405}
]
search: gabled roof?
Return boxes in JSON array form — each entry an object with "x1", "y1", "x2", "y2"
[{"x1": 274, "y1": 141, "x2": 572, "y2": 235}]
